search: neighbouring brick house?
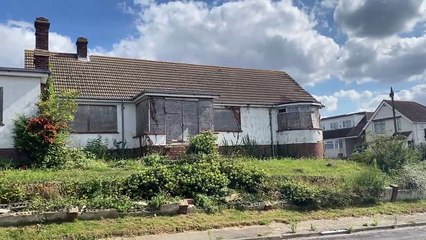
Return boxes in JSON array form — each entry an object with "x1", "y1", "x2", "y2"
[{"x1": 0, "y1": 17, "x2": 324, "y2": 159}]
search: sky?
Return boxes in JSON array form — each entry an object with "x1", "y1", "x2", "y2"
[{"x1": 0, "y1": 0, "x2": 426, "y2": 117}]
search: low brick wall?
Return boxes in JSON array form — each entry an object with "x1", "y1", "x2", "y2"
[{"x1": 277, "y1": 143, "x2": 324, "y2": 158}]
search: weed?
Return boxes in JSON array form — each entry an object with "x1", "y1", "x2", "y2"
[
  {"x1": 290, "y1": 220, "x2": 298, "y2": 233},
  {"x1": 310, "y1": 223, "x2": 317, "y2": 231}
]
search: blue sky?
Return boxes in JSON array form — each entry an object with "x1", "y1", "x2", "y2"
[{"x1": 1, "y1": 0, "x2": 425, "y2": 117}]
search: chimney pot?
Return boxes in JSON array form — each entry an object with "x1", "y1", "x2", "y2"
[{"x1": 76, "y1": 37, "x2": 88, "y2": 59}]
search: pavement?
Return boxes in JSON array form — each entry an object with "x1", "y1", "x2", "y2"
[{"x1": 109, "y1": 212, "x2": 426, "y2": 240}]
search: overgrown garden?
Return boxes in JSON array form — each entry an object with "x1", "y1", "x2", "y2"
[{"x1": 1, "y1": 77, "x2": 426, "y2": 238}]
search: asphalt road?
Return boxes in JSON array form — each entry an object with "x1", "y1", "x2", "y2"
[{"x1": 299, "y1": 226, "x2": 426, "y2": 240}]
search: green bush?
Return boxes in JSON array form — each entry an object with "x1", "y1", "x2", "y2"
[
  {"x1": 351, "y1": 136, "x2": 419, "y2": 173},
  {"x1": 397, "y1": 163, "x2": 426, "y2": 191},
  {"x1": 12, "y1": 75, "x2": 78, "y2": 168},
  {"x1": 280, "y1": 181, "x2": 319, "y2": 208},
  {"x1": 148, "y1": 192, "x2": 172, "y2": 210},
  {"x1": 347, "y1": 168, "x2": 386, "y2": 204},
  {"x1": 187, "y1": 131, "x2": 218, "y2": 155},
  {"x1": 416, "y1": 143, "x2": 426, "y2": 161},
  {"x1": 84, "y1": 136, "x2": 109, "y2": 159},
  {"x1": 123, "y1": 165, "x2": 177, "y2": 199},
  {"x1": 220, "y1": 161, "x2": 268, "y2": 193},
  {"x1": 0, "y1": 182, "x2": 27, "y2": 204},
  {"x1": 176, "y1": 161, "x2": 229, "y2": 197},
  {"x1": 194, "y1": 194, "x2": 219, "y2": 213},
  {"x1": 143, "y1": 153, "x2": 164, "y2": 166}
]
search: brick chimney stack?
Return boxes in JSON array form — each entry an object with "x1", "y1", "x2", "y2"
[
  {"x1": 34, "y1": 17, "x2": 50, "y2": 70},
  {"x1": 76, "y1": 37, "x2": 88, "y2": 59}
]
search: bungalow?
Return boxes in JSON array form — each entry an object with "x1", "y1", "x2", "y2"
[
  {"x1": 1, "y1": 17, "x2": 324, "y2": 158},
  {"x1": 365, "y1": 100, "x2": 426, "y2": 145}
]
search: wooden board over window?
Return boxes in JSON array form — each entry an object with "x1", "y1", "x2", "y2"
[
  {"x1": 213, "y1": 107, "x2": 241, "y2": 132},
  {"x1": 278, "y1": 105, "x2": 318, "y2": 131},
  {"x1": 70, "y1": 104, "x2": 118, "y2": 133}
]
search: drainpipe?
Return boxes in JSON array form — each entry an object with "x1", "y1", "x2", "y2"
[
  {"x1": 121, "y1": 99, "x2": 125, "y2": 153},
  {"x1": 269, "y1": 108, "x2": 275, "y2": 157}
]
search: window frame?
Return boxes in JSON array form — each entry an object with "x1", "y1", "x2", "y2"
[
  {"x1": 277, "y1": 105, "x2": 319, "y2": 131},
  {"x1": 342, "y1": 120, "x2": 352, "y2": 128},
  {"x1": 213, "y1": 107, "x2": 241, "y2": 132},
  {"x1": 396, "y1": 118, "x2": 402, "y2": 131},
  {"x1": 330, "y1": 122, "x2": 338, "y2": 130},
  {"x1": 70, "y1": 104, "x2": 118, "y2": 134},
  {"x1": 325, "y1": 141, "x2": 334, "y2": 150},
  {"x1": 374, "y1": 121, "x2": 386, "y2": 134}
]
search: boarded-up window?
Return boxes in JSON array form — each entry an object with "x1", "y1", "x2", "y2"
[
  {"x1": 0, "y1": 87, "x2": 3, "y2": 124},
  {"x1": 278, "y1": 105, "x2": 318, "y2": 131},
  {"x1": 214, "y1": 107, "x2": 241, "y2": 132},
  {"x1": 70, "y1": 105, "x2": 117, "y2": 133}
]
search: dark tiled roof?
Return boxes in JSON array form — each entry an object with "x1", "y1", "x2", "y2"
[
  {"x1": 25, "y1": 50, "x2": 318, "y2": 105},
  {"x1": 384, "y1": 100, "x2": 426, "y2": 122},
  {"x1": 323, "y1": 113, "x2": 371, "y2": 139}
]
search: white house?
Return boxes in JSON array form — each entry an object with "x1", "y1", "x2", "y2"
[
  {"x1": 365, "y1": 100, "x2": 426, "y2": 145},
  {"x1": 1, "y1": 17, "x2": 324, "y2": 159},
  {"x1": 0, "y1": 67, "x2": 48, "y2": 159},
  {"x1": 321, "y1": 112, "x2": 372, "y2": 158}
]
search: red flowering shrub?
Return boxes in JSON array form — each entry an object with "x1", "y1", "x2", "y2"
[
  {"x1": 27, "y1": 117, "x2": 58, "y2": 144},
  {"x1": 13, "y1": 75, "x2": 78, "y2": 168}
]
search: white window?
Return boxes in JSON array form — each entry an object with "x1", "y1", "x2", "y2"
[
  {"x1": 342, "y1": 120, "x2": 352, "y2": 128},
  {"x1": 330, "y1": 122, "x2": 338, "y2": 130},
  {"x1": 335, "y1": 140, "x2": 343, "y2": 149},
  {"x1": 374, "y1": 121, "x2": 385, "y2": 134},
  {"x1": 325, "y1": 141, "x2": 334, "y2": 150}
]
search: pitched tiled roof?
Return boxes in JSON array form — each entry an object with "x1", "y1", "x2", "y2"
[
  {"x1": 383, "y1": 100, "x2": 426, "y2": 122},
  {"x1": 25, "y1": 50, "x2": 318, "y2": 105},
  {"x1": 323, "y1": 113, "x2": 372, "y2": 139}
]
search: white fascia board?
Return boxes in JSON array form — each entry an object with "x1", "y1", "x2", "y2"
[{"x1": 0, "y1": 71, "x2": 49, "y2": 83}]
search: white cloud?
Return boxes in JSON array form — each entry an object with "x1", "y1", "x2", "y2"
[
  {"x1": 318, "y1": 85, "x2": 426, "y2": 116},
  {"x1": 97, "y1": 0, "x2": 340, "y2": 85},
  {"x1": 314, "y1": 94, "x2": 338, "y2": 111},
  {"x1": 337, "y1": 36, "x2": 426, "y2": 83},
  {"x1": 0, "y1": 20, "x2": 74, "y2": 68}
]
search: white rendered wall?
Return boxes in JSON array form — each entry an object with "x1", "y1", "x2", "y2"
[
  {"x1": 321, "y1": 113, "x2": 365, "y2": 131},
  {"x1": 0, "y1": 75, "x2": 41, "y2": 148},
  {"x1": 217, "y1": 107, "x2": 275, "y2": 146},
  {"x1": 217, "y1": 106, "x2": 322, "y2": 146},
  {"x1": 365, "y1": 102, "x2": 413, "y2": 142},
  {"x1": 276, "y1": 129, "x2": 323, "y2": 144},
  {"x1": 69, "y1": 102, "x2": 138, "y2": 149}
]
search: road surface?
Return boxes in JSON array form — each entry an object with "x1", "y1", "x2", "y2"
[{"x1": 299, "y1": 225, "x2": 426, "y2": 240}]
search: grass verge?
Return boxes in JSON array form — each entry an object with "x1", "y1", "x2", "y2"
[{"x1": 1, "y1": 201, "x2": 426, "y2": 240}]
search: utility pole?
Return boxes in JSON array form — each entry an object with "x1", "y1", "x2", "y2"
[{"x1": 390, "y1": 87, "x2": 398, "y2": 135}]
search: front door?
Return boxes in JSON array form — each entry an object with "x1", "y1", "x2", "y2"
[{"x1": 165, "y1": 99, "x2": 199, "y2": 142}]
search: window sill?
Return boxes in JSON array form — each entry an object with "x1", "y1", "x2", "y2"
[
  {"x1": 213, "y1": 130, "x2": 243, "y2": 133},
  {"x1": 277, "y1": 128, "x2": 322, "y2": 132}
]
